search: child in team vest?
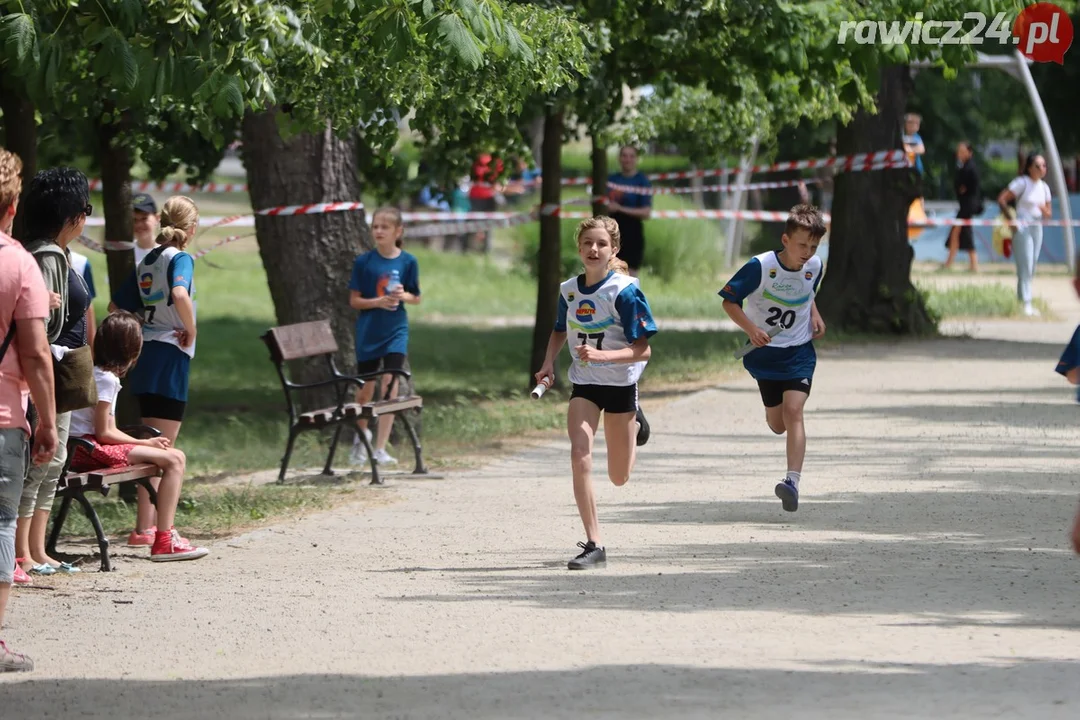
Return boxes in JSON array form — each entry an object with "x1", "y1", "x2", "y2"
[
  {"x1": 348, "y1": 207, "x2": 422, "y2": 466},
  {"x1": 534, "y1": 216, "x2": 658, "y2": 570},
  {"x1": 720, "y1": 204, "x2": 828, "y2": 513},
  {"x1": 68, "y1": 311, "x2": 208, "y2": 561},
  {"x1": 110, "y1": 195, "x2": 199, "y2": 546}
]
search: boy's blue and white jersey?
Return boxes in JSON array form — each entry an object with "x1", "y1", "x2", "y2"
[
  {"x1": 720, "y1": 251, "x2": 823, "y2": 381},
  {"x1": 724, "y1": 251, "x2": 822, "y2": 348},
  {"x1": 555, "y1": 271, "x2": 657, "y2": 387}
]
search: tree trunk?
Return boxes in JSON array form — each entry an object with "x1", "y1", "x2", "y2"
[
  {"x1": 816, "y1": 65, "x2": 934, "y2": 335},
  {"x1": 241, "y1": 109, "x2": 372, "y2": 411},
  {"x1": 0, "y1": 78, "x2": 37, "y2": 240},
  {"x1": 529, "y1": 109, "x2": 564, "y2": 386},
  {"x1": 96, "y1": 112, "x2": 141, "y2": 426},
  {"x1": 590, "y1": 133, "x2": 607, "y2": 217}
]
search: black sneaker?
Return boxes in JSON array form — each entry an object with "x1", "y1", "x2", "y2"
[
  {"x1": 775, "y1": 479, "x2": 799, "y2": 512},
  {"x1": 635, "y1": 407, "x2": 650, "y2": 447},
  {"x1": 567, "y1": 541, "x2": 606, "y2": 570}
]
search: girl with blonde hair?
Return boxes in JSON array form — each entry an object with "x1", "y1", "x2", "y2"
[
  {"x1": 534, "y1": 216, "x2": 657, "y2": 570},
  {"x1": 111, "y1": 196, "x2": 200, "y2": 544}
]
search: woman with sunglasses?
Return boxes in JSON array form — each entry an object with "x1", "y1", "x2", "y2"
[
  {"x1": 998, "y1": 153, "x2": 1053, "y2": 317},
  {"x1": 15, "y1": 167, "x2": 94, "y2": 577}
]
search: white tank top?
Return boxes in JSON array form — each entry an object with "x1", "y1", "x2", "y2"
[
  {"x1": 741, "y1": 251, "x2": 822, "y2": 348},
  {"x1": 137, "y1": 246, "x2": 197, "y2": 358},
  {"x1": 560, "y1": 273, "x2": 647, "y2": 386}
]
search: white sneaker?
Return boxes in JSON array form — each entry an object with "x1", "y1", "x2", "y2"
[
  {"x1": 349, "y1": 429, "x2": 373, "y2": 465},
  {"x1": 373, "y1": 449, "x2": 397, "y2": 465},
  {"x1": 1023, "y1": 303, "x2": 1040, "y2": 317}
]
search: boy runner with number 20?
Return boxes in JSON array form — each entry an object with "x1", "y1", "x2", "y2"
[{"x1": 720, "y1": 204, "x2": 827, "y2": 513}]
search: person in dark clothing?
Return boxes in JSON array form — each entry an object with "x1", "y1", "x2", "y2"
[{"x1": 944, "y1": 141, "x2": 981, "y2": 272}]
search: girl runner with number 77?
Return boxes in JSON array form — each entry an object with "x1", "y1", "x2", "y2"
[
  {"x1": 534, "y1": 216, "x2": 657, "y2": 570},
  {"x1": 720, "y1": 204, "x2": 827, "y2": 513}
]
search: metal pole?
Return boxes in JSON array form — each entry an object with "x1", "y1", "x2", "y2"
[
  {"x1": 1012, "y1": 49, "x2": 1075, "y2": 270},
  {"x1": 725, "y1": 136, "x2": 759, "y2": 268}
]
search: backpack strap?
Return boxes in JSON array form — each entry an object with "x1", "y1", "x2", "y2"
[{"x1": 0, "y1": 245, "x2": 16, "y2": 364}]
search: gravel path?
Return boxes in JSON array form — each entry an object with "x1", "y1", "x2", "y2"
[{"x1": 2, "y1": 283, "x2": 1079, "y2": 719}]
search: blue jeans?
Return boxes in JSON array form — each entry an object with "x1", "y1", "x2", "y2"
[
  {"x1": 1012, "y1": 224, "x2": 1044, "y2": 305},
  {"x1": 0, "y1": 428, "x2": 29, "y2": 585}
]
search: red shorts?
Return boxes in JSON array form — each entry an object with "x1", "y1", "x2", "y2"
[{"x1": 70, "y1": 437, "x2": 135, "y2": 472}]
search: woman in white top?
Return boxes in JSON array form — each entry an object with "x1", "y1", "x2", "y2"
[{"x1": 997, "y1": 153, "x2": 1053, "y2": 316}]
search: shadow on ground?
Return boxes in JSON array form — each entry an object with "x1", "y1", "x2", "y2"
[{"x1": 3, "y1": 660, "x2": 1079, "y2": 719}]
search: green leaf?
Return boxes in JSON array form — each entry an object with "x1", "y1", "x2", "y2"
[
  {"x1": 94, "y1": 29, "x2": 139, "y2": 91},
  {"x1": 438, "y1": 13, "x2": 484, "y2": 69},
  {"x1": 0, "y1": 13, "x2": 37, "y2": 69},
  {"x1": 213, "y1": 76, "x2": 245, "y2": 118}
]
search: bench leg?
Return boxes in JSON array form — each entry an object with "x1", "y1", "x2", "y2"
[
  {"x1": 135, "y1": 478, "x2": 158, "y2": 507},
  {"x1": 399, "y1": 412, "x2": 428, "y2": 475},
  {"x1": 279, "y1": 427, "x2": 300, "y2": 484},
  {"x1": 362, "y1": 430, "x2": 383, "y2": 486},
  {"x1": 323, "y1": 424, "x2": 343, "y2": 477},
  {"x1": 73, "y1": 492, "x2": 112, "y2": 572},
  {"x1": 47, "y1": 492, "x2": 73, "y2": 559}
]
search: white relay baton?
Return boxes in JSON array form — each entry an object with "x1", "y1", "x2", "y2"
[
  {"x1": 733, "y1": 324, "x2": 782, "y2": 359},
  {"x1": 531, "y1": 377, "x2": 553, "y2": 399}
]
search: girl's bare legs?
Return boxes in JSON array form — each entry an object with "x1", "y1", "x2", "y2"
[
  {"x1": 354, "y1": 381, "x2": 377, "y2": 441},
  {"x1": 135, "y1": 417, "x2": 183, "y2": 533},
  {"x1": 126, "y1": 446, "x2": 185, "y2": 531},
  {"x1": 603, "y1": 410, "x2": 638, "y2": 487},
  {"x1": 568, "y1": 398, "x2": 602, "y2": 543},
  {"x1": 373, "y1": 374, "x2": 398, "y2": 453}
]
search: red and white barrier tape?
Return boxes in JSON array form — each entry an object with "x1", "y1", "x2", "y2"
[
  {"x1": 192, "y1": 233, "x2": 255, "y2": 259},
  {"x1": 606, "y1": 177, "x2": 826, "y2": 196},
  {"x1": 88, "y1": 180, "x2": 250, "y2": 193},
  {"x1": 561, "y1": 150, "x2": 907, "y2": 186}
]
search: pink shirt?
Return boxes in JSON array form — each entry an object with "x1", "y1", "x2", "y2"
[{"x1": 0, "y1": 232, "x2": 50, "y2": 433}]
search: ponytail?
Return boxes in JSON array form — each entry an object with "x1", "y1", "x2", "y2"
[{"x1": 155, "y1": 195, "x2": 199, "y2": 250}]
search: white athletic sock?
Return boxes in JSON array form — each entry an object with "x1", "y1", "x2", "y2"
[{"x1": 785, "y1": 471, "x2": 801, "y2": 489}]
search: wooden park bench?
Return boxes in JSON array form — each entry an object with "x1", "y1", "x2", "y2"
[
  {"x1": 47, "y1": 426, "x2": 163, "y2": 572},
  {"x1": 261, "y1": 319, "x2": 428, "y2": 485}
]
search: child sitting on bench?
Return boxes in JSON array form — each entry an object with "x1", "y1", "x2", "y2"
[{"x1": 68, "y1": 311, "x2": 208, "y2": 562}]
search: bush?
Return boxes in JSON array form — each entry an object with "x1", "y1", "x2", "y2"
[{"x1": 515, "y1": 217, "x2": 729, "y2": 282}]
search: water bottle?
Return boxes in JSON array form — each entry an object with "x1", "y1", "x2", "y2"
[{"x1": 386, "y1": 269, "x2": 402, "y2": 309}]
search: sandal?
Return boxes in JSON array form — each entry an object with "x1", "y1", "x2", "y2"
[
  {"x1": 55, "y1": 562, "x2": 81, "y2": 574},
  {"x1": 29, "y1": 564, "x2": 56, "y2": 576}
]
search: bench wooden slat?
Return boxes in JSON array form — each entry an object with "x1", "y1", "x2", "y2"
[
  {"x1": 87, "y1": 464, "x2": 161, "y2": 484},
  {"x1": 298, "y1": 403, "x2": 364, "y2": 427},
  {"x1": 352, "y1": 395, "x2": 423, "y2": 417},
  {"x1": 269, "y1": 321, "x2": 338, "y2": 361}
]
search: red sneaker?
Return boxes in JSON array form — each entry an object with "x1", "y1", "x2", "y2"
[
  {"x1": 150, "y1": 528, "x2": 208, "y2": 562},
  {"x1": 127, "y1": 526, "x2": 157, "y2": 547},
  {"x1": 13, "y1": 561, "x2": 32, "y2": 587}
]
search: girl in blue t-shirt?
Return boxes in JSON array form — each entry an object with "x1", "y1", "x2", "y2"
[{"x1": 348, "y1": 207, "x2": 421, "y2": 466}]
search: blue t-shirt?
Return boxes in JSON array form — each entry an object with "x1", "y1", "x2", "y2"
[
  {"x1": 721, "y1": 255, "x2": 820, "y2": 381},
  {"x1": 112, "y1": 249, "x2": 196, "y2": 401},
  {"x1": 607, "y1": 171, "x2": 652, "y2": 210},
  {"x1": 349, "y1": 249, "x2": 421, "y2": 362},
  {"x1": 112, "y1": 250, "x2": 195, "y2": 312},
  {"x1": 553, "y1": 272, "x2": 658, "y2": 343}
]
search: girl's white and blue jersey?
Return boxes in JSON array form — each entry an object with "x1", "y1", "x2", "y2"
[
  {"x1": 719, "y1": 250, "x2": 823, "y2": 380},
  {"x1": 554, "y1": 271, "x2": 658, "y2": 387}
]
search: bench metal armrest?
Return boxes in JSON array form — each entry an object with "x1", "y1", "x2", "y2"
[
  {"x1": 60, "y1": 436, "x2": 95, "y2": 479},
  {"x1": 119, "y1": 425, "x2": 162, "y2": 440},
  {"x1": 285, "y1": 376, "x2": 365, "y2": 392},
  {"x1": 353, "y1": 368, "x2": 413, "y2": 383}
]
